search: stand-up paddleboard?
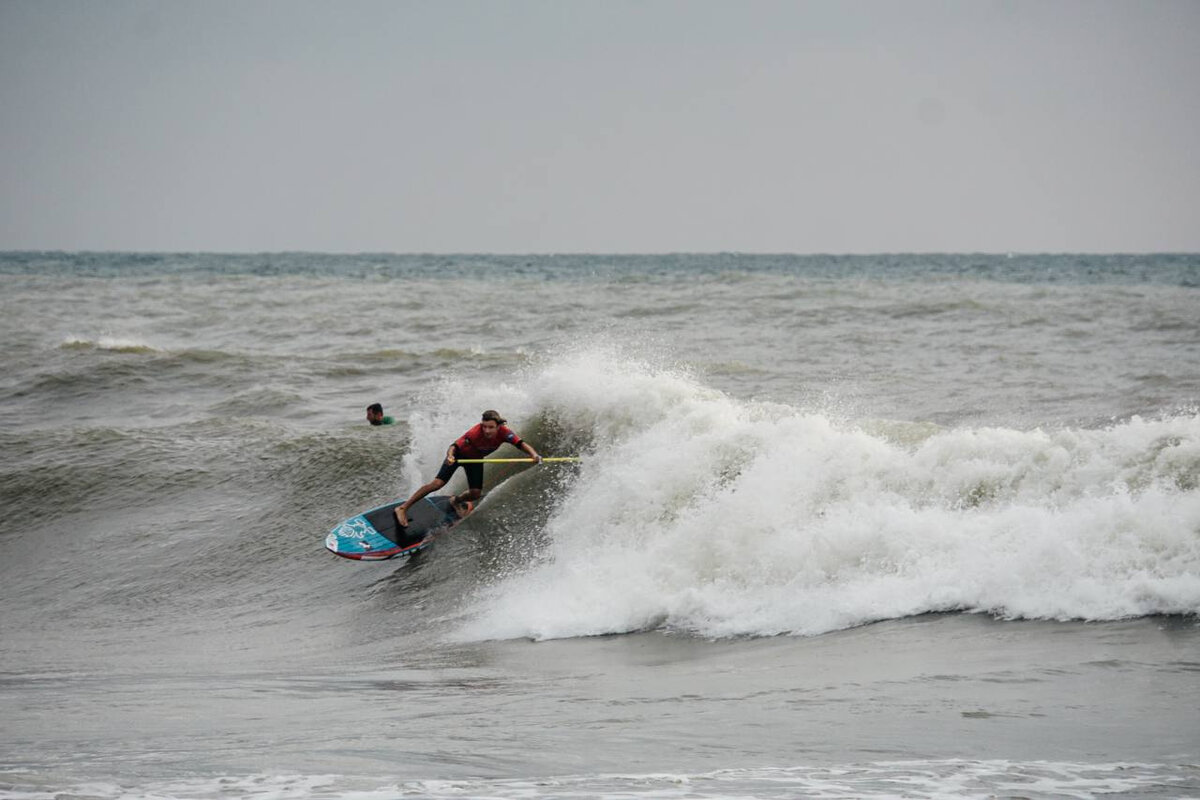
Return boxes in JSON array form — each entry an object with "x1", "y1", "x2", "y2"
[
  {"x1": 325, "y1": 495, "x2": 473, "y2": 561},
  {"x1": 326, "y1": 457, "x2": 577, "y2": 562}
]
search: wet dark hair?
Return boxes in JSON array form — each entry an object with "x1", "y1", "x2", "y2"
[
  {"x1": 481, "y1": 409, "x2": 506, "y2": 425},
  {"x1": 367, "y1": 403, "x2": 383, "y2": 414}
]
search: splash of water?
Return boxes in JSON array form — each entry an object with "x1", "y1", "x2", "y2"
[{"x1": 437, "y1": 348, "x2": 1200, "y2": 640}]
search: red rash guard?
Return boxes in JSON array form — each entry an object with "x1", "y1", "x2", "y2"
[{"x1": 453, "y1": 424, "x2": 523, "y2": 459}]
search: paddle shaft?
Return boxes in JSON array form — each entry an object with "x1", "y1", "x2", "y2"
[{"x1": 454, "y1": 457, "x2": 581, "y2": 464}]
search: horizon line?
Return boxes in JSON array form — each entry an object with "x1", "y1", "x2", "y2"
[{"x1": 3, "y1": 249, "x2": 1198, "y2": 257}]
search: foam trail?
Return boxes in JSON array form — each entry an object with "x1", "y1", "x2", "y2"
[
  {"x1": 60, "y1": 335, "x2": 160, "y2": 353},
  {"x1": 455, "y1": 349, "x2": 1200, "y2": 640},
  {"x1": 0, "y1": 761, "x2": 1187, "y2": 800}
]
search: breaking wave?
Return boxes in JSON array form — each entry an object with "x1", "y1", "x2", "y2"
[{"x1": 443, "y1": 349, "x2": 1200, "y2": 640}]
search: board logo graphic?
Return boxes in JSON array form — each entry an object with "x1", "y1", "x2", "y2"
[{"x1": 335, "y1": 516, "x2": 371, "y2": 539}]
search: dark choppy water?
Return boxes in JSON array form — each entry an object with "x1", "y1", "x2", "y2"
[{"x1": 2, "y1": 252, "x2": 1198, "y2": 798}]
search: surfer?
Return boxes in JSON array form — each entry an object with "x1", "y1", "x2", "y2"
[
  {"x1": 395, "y1": 410, "x2": 541, "y2": 527},
  {"x1": 366, "y1": 403, "x2": 394, "y2": 426}
]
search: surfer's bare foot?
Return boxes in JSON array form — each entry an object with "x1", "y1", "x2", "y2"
[{"x1": 395, "y1": 507, "x2": 408, "y2": 528}]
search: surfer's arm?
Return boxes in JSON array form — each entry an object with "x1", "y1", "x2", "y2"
[{"x1": 518, "y1": 440, "x2": 542, "y2": 464}]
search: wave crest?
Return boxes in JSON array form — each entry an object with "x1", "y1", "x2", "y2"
[{"x1": 454, "y1": 349, "x2": 1200, "y2": 640}]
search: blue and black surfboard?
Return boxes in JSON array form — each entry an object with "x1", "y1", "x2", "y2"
[{"x1": 325, "y1": 495, "x2": 473, "y2": 561}]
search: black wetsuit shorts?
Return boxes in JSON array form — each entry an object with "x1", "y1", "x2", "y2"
[{"x1": 436, "y1": 459, "x2": 484, "y2": 490}]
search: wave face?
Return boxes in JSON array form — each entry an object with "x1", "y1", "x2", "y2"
[
  {"x1": 2, "y1": 252, "x2": 1197, "y2": 649},
  {"x1": 456, "y1": 349, "x2": 1200, "y2": 640}
]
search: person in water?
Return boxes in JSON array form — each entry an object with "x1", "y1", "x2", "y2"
[
  {"x1": 366, "y1": 403, "x2": 394, "y2": 426},
  {"x1": 395, "y1": 410, "x2": 540, "y2": 527}
]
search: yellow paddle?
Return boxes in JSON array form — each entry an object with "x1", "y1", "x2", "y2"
[{"x1": 454, "y1": 457, "x2": 581, "y2": 464}]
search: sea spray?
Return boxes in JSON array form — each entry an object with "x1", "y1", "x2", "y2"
[{"x1": 450, "y1": 350, "x2": 1200, "y2": 640}]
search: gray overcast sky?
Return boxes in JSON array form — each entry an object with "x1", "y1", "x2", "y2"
[{"x1": 1, "y1": 0, "x2": 1198, "y2": 253}]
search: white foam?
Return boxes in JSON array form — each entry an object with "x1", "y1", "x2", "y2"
[
  {"x1": 446, "y1": 348, "x2": 1200, "y2": 641},
  {"x1": 0, "y1": 761, "x2": 1190, "y2": 799},
  {"x1": 61, "y1": 335, "x2": 160, "y2": 354}
]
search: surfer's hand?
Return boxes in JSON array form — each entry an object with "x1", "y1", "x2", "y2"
[
  {"x1": 445, "y1": 453, "x2": 456, "y2": 465},
  {"x1": 532, "y1": 454, "x2": 542, "y2": 465}
]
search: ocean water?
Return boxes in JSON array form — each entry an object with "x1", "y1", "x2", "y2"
[{"x1": 1, "y1": 252, "x2": 1198, "y2": 799}]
